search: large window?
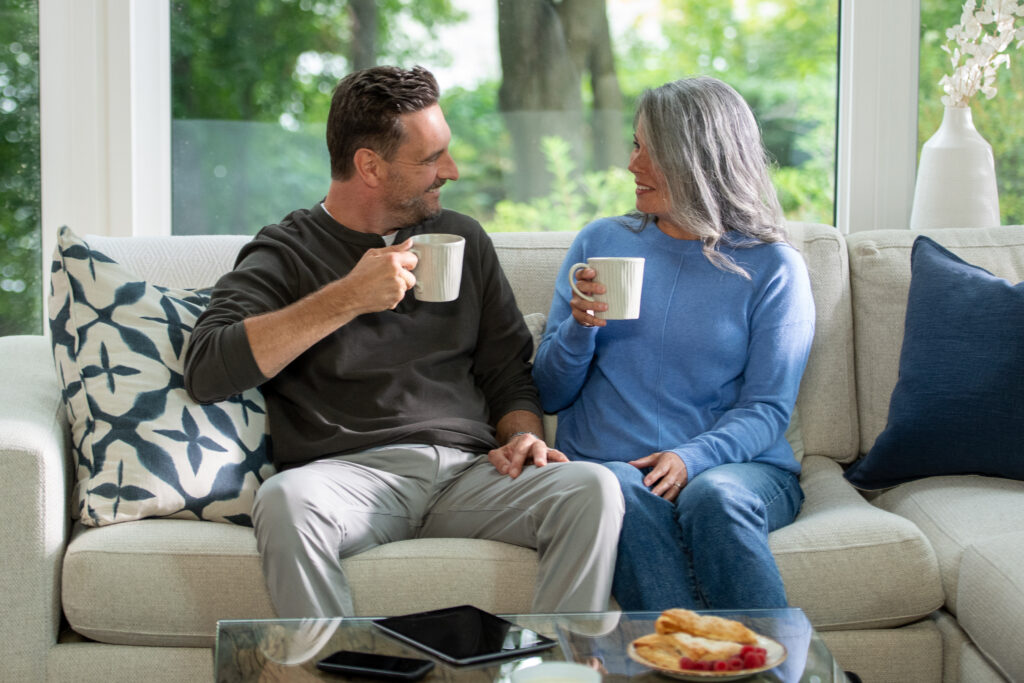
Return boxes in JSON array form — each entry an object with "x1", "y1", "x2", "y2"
[
  {"x1": 170, "y1": 0, "x2": 838, "y2": 236},
  {"x1": 919, "y1": 0, "x2": 1024, "y2": 224},
  {"x1": 0, "y1": 0, "x2": 41, "y2": 335}
]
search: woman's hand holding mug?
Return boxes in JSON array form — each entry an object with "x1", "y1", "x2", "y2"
[
  {"x1": 570, "y1": 266, "x2": 608, "y2": 327},
  {"x1": 568, "y1": 257, "x2": 645, "y2": 327}
]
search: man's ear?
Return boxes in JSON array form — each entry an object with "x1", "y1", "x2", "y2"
[{"x1": 353, "y1": 148, "x2": 383, "y2": 187}]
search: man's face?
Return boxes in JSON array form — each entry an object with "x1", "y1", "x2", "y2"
[{"x1": 382, "y1": 104, "x2": 460, "y2": 228}]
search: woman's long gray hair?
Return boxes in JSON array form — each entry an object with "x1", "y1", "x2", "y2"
[{"x1": 634, "y1": 76, "x2": 786, "y2": 277}]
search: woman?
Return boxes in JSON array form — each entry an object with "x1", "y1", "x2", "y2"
[{"x1": 532, "y1": 76, "x2": 815, "y2": 611}]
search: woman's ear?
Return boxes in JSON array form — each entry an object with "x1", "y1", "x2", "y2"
[{"x1": 353, "y1": 148, "x2": 383, "y2": 187}]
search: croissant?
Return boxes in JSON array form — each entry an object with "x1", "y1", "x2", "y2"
[
  {"x1": 654, "y1": 607, "x2": 759, "y2": 645},
  {"x1": 633, "y1": 632, "x2": 744, "y2": 664}
]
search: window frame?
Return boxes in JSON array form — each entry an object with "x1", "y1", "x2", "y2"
[{"x1": 38, "y1": 0, "x2": 921, "y2": 312}]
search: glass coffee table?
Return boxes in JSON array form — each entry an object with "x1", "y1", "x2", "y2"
[{"x1": 215, "y1": 608, "x2": 849, "y2": 682}]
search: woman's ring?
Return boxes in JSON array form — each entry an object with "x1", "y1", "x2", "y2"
[{"x1": 672, "y1": 482, "x2": 682, "y2": 489}]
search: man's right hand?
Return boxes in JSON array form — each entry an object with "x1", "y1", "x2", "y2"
[
  {"x1": 341, "y1": 238, "x2": 418, "y2": 314},
  {"x1": 244, "y1": 238, "x2": 418, "y2": 379}
]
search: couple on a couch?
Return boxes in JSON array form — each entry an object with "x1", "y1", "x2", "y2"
[{"x1": 183, "y1": 65, "x2": 814, "y2": 619}]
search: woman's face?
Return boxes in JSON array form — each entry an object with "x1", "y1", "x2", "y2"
[
  {"x1": 628, "y1": 121, "x2": 696, "y2": 240},
  {"x1": 628, "y1": 123, "x2": 669, "y2": 219}
]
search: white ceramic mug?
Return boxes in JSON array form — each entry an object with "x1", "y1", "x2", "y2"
[
  {"x1": 510, "y1": 661, "x2": 601, "y2": 683},
  {"x1": 568, "y1": 256, "x2": 645, "y2": 320},
  {"x1": 410, "y1": 233, "x2": 465, "y2": 302}
]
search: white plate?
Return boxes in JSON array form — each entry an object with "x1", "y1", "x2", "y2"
[{"x1": 627, "y1": 633, "x2": 786, "y2": 681}]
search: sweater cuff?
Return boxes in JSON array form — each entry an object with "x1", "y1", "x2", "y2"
[
  {"x1": 671, "y1": 445, "x2": 715, "y2": 481},
  {"x1": 557, "y1": 315, "x2": 599, "y2": 352}
]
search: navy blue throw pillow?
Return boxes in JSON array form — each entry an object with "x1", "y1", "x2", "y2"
[{"x1": 845, "y1": 236, "x2": 1024, "y2": 490}]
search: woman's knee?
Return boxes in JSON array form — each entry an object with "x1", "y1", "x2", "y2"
[
  {"x1": 677, "y1": 471, "x2": 772, "y2": 535},
  {"x1": 679, "y1": 470, "x2": 755, "y2": 513}
]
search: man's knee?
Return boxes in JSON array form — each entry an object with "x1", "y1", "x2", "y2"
[
  {"x1": 558, "y1": 462, "x2": 625, "y2": 520},
  {"x1": 252, "y1": 472, "x2": 325, "y2": 544},
  {"x1": 253, "y1": 473, "x2": 291, "y2": 523}
]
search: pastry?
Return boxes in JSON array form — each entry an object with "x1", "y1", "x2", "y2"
[
  {"x1": 633, "y1": 632, "x2": 743, "y2": 664},
  {"x1": 655, "y1": 607, "x2": 759, "y2": 645}
]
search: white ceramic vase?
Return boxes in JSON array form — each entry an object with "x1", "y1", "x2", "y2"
[{"x1": 909, "y1": 105, "x2": 1000, "y2": 230}]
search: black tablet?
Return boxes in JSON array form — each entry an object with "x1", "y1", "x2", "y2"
[{"x1": 373, "y1": 604, "x2": 558, "y2": 666}]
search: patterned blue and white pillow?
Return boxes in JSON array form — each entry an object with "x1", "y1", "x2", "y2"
[{"x1": 48, "y1": 226, "x2": 274, "y2": 527}]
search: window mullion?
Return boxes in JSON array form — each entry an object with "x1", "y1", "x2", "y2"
[{"x1": 836, "y1": 0, "x2": 920, "y2": 233}]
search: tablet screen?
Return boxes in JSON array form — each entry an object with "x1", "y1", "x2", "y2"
[{"x1": 373, "y1": 605, "x2": 558, "y2": 666}]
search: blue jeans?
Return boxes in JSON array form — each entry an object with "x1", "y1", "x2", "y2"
[{"x1": 601, "y1": 460, "x2": 803, "y2": 611}]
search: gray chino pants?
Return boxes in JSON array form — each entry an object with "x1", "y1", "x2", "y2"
[{"x1": 252, "y1": 444, "x2": 624, "y2": 617}]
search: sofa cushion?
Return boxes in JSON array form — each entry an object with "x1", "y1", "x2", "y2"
[
  {"x1": 62, "y1": 521, "x2": 538, "y2": 647},
  {"x1": 957, "y1": 532, "x2": 1024, "y2": 682},
  {"x1": 48, "y1": 226, "x2": 274, "y2": 526},
  {"x1": 845, "y1": 236, "x2": 1024, "y2": 489},
  {"x1": 770, "y1": 455, "x2": 943, "y2": 630},
  {"x1": 872, "y1": 474, "x2": 1024, "y2": 615},
  {"x1": 491, "y1": 231, "x2": 578, "y2": 318},
  {"x1": 847, "y1": 226, "x2": 1024, "y2": 451},
  {"x1": 524, "y1": 312, "x2": 545, "y2": 363},
  {"x1": 783, "y1": 223, "x2": 858, "y2": 463}
]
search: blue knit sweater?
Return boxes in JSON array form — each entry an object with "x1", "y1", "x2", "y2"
[{"x1": 533, "y1": 216, "x2": 815, "y2": 478}]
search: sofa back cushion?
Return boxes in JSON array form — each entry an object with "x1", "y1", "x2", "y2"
[
  {"x1": 491, "y1": 231, "x2": 578, "y2": 318},
  {"x1": 83, "y1": 233, "x2": 251, "y2": 289},
  {"x1": 848, "y1": 226, "x2": 1024, "y2": 451},
  {"x1": 784, "y1": 223, "x2": 859, "y2": 462}
]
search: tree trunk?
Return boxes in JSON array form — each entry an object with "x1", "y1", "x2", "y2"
[
  {"x1": 497, "y1": 0, "x2": 585, "y2": 200},
  {"x1": 556, "y1": 0, "x2": 627, "y2": 170},
  {"x1": 349, "y1": 0, "x2": 377, "y2": 71}
]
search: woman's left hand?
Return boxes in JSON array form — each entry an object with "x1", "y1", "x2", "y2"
[{"x1": 629, "y1": 451, "x2": 688, "y2": 501}]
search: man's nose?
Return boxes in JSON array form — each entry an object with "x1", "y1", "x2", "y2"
[{"x1": 439, "y1": 150, "x2": 459, "y2": 181}]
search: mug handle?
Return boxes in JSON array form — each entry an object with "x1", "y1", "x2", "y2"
[{"x1": 568, "y1": 263, "x2": 595, "y2": 302}]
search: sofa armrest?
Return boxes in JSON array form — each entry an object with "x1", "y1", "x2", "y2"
[
  {"x1": 0, "y1": 335, "x2": 71, "y2": 680},
  {"x1": 771, "y1": 455, "x2": 944, "y2": 630}
]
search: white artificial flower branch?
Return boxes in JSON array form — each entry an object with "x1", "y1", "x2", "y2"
[{"x1": 940, "y1": 0, "x2": 1024, "y2": 107}]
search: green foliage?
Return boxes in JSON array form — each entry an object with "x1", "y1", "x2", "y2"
[
  {"x1": 169, "y1": 0, "x2": 464, "y2": 235},
  {"x1": 487, "y1": 137, "x2": 635, "y2": 232},
  {"x1": 919, "y1": 0, "x2": 1024, "y2": 225},
  {"x1": 615, "y1": 0, "x2": 839, "y2": 225},
  {"x1": 0, "y1": 0, "x2": 42, "y2": 335},
  {"x1": 436, "y1": 82, "x2": 510, "y2": 222}
]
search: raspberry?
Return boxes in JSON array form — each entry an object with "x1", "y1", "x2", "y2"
[
  {"x1": 679, "y1": 657, "x2": 696, "y2": 670},
  {"x1": 742, "y1": 651, "x2": 766, "y2": 668},
  {"x1": 713, "y1": 661, "x2": 730, "y2": 671},
  {"x1": 728, "y1": 656, "x2": 745, "y2": 670}
]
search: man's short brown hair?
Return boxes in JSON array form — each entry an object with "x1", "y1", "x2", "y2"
[{"x1": 326, "y1": 65, "x2": 440, "y2": 180}]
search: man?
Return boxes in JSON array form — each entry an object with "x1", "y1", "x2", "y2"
[{"x1": 184, "y1": 65, "x2": 623, "y2": 617}]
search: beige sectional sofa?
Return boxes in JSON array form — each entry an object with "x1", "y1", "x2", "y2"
[{"x1": 2, "y1": 223, "x2": 1022, "y2": 682}]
